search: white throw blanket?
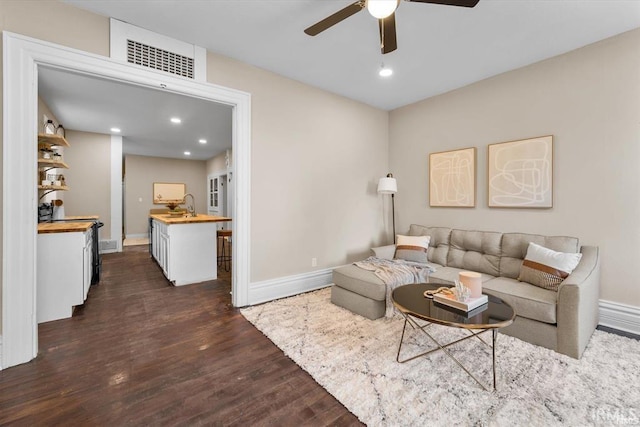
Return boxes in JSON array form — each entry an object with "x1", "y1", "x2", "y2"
[{"x1": 353, "y1": 256, "x2": 436, "y2": 317}]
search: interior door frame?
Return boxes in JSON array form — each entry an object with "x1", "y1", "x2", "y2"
[{"x1": 2, "y1": 31, "x2": 252, "y2": 369}]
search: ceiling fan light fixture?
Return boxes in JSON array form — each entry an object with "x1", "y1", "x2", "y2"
[
  {"x1": 367, "y1": 0, "x2": 398, "y2": 19},
  {"x1": 379, "y1": 63, "x2": 393, "y2": 77}
]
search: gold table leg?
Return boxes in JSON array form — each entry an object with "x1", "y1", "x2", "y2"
[{"x1": 395, "y1": 312, "x2": 499, "y2": 391}]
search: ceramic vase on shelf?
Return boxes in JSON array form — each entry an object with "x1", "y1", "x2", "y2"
[
  {"x1": 44, "y1": 120, "x2": 56, "y2": 134},
  {"x1": 56, "y1": 124, "x2": 65, "y2": 138}
]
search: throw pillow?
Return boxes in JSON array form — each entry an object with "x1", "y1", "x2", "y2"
[
  {"x1": 394, "y1": 235, "x2": 430, "y2": 263},
  {"x1": 518, "y1": 242, "x2": 582, "y2": 291}
]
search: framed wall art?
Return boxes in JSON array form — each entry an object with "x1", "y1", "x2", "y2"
[
  {"x1": 429, "y1": 147, "x2": 476, "y2": 207},
  {"x1": 153, "y1": 182, "x2": 186, "y2": 204},
  {"x1": 487, "y1": 135, "x2": 553, "y2": 208}
]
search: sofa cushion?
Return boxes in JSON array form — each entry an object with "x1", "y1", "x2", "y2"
[
  {"x1": 395, "y1": 234, "x2": 430, "y2": 263},
  {"x1": 518, "y1": 242, "x2": 582, "y2": 291},
  {"x1": 407, "y1": 225, "x2": 451, "y2": 266},
  {"x1": 332, "y1": 265, "x2": 386, "y2": 301},
  {"x1": 447, "y1": 229, "x2": 502, "y2": 276},
  {"x1": 501, "y1": 233, "x2": 580, "y2": 279},
  {"x1": 483, "y1": 276, "x2": 558, "y2": 324},
  {"x1": 429, "y1": 266, "x2": 495, "y2": 286}
]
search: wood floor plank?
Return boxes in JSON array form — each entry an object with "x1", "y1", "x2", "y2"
[{"x1": 0, "y1": 245, "x2": 362, "y2": 426}]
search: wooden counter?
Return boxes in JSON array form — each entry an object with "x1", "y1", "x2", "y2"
[
  {"x1": 65, "y1": 215, "x2": 100, "y2": 220},
  {"x1": 38, "y1": 222, "x2": 94, "y2": 234},
  {"x1": 149, "y1": 213, "x2": 231, "y2": 225}
]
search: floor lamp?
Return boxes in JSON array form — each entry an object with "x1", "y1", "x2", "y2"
[{"x1": 377, "y1": 173, "x2": 398, "y2": 244}]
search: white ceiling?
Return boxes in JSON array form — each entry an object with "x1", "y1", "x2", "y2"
[
  {"x1": 63, "y1": 0, "x2": 640, "y2": 111},
  {"x1": 38, "y1": 67, "x2": 233, "y2": 161}
]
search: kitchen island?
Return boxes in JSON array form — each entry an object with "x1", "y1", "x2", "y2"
[{"x1": 149, "y1": 214, "x2": 231, "y2": 286}]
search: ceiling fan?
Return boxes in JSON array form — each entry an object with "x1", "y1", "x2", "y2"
[{"x1": 304, "y1": 0, "x2": 480, "y2": 54}]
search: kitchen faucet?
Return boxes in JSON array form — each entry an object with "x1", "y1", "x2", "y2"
[{"x1": 183, "y1": 193, "x2": 196, "y2": 217}]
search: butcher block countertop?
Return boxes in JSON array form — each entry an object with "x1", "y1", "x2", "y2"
[
  {"x1": 150, "y1": 214, "x2": 232, "y2": 225},
  {"x1": 64, "y1": 215, "x2": 100, "y2": 220},
  {"x1": 38, "y1": 222, "x2": 94, "y2": 234},
  {"x1": 38, "y1": 216, "x2": 99, "y2": 234}
]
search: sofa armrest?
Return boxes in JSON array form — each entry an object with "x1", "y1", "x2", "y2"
[
  {"x1": 371, "y1": 244, "x2": 396, "y2": 260},
  {"x1": 556, "y1": 245, "x2": 600, "y2": 358}
]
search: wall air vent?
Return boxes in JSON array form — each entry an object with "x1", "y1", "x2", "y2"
[
  {"x1": 110, "y1": 18, "x2": 206, "y2": 82},
  {"x1": 100, "y1": 239, "x2": 118, "y2": 253},
  {"x1": 127, "y1": 39, "x2": 194, "y2": 79}
]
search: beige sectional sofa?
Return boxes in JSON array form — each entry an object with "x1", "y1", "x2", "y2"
[{"x1": 331, "y1": 225, "x2": 600, "y2": 359}]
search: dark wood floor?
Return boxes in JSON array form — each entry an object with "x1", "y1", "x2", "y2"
[{"x1": 0, "y1": 245, "x2": 362, "y2": 426}]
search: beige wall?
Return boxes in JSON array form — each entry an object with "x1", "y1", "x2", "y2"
[
  {"x1": 389, "y1": 28, "x2": 640, "y2": 307},
  {"x1": 0, "y1": 1, "x2": 109, "y2": 56},
  {"x1": 124, "y1": 155, "x2": 207, "y2": 236},
  {"x1": 63, "y1": 130, "x2": 112, "y2": 236},
  {"x1": 37, "y1": 97, "x2": 58, "y2": 134},
  {"x1": 206, "y1": 53, "x2": 389, "y2": 280},
  {"x1": 206, "y1": 150, "x2": 230, "y2": 175}
]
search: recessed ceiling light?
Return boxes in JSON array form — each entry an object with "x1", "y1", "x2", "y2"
[
  {"x1": 170, "y1": 117, "x2": 182, "y2": 124},
  {"x1": 110, "y1": 127, "x2": 121, "y2": 133},
  {"x1": 198, "y1": 139, "x2": 207, "y2": 144},
  {"x1": 184, "y1": 151, "x2": 191, "y2": 156},
  {"x1": 379, "y1": 65, "x2": 393, "y2": 77}
]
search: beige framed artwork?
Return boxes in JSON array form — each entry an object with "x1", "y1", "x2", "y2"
[
  {"x1": 487, "y1": 135, "x2": 553, "y2": 208},
  {"x1": 429, "y1": 147, "x2": 476, "y2": 207},
  {"x1": 153, "y1": 182, "x2": 186, "y2": 204}
]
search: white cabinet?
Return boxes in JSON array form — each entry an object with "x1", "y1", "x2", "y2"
[
  {"x1": 37, "y1": 227, "x2": 93, "y2": 323},
  {"x1": 151, "y1": 220, "x2": 170, "y2": 277},
  {"x1": 83, "y1": 229, "x2": 93, "y2": 300},
  {"x1": 151, "y1": 218, "x2": 218, "y2": 286}
]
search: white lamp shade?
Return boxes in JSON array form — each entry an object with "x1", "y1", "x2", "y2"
[
  {"x1": 377, "y1": 177, "x2": 397, "y2": 194},
  {"x1": 367, "y1": 0, "x2": 399, "y2": 19}
]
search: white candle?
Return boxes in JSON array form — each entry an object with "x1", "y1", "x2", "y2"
[{"x1": 459, "y1": 271, "x2": 482, "y2": 298}]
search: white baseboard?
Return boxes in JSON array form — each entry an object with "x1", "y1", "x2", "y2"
[
  {"x1": 599, "y1": 300, "x2": 640, "y2": 336},
  {"x1": 125, "y1": 233, "x2": 148, "y2": 240},
  {"x1": 0, "y1": 335, "x2": 3, "y2": 370},
  {"x1": 248, "y1": 268, "x2": 334, "y2": 306}
]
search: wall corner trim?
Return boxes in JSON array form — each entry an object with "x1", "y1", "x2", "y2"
[
  {"x1": 599, "y1": 299, "x2": 640, "y2": 336},
  {"x1": 247, "y1": 268, "x2": 334, "y2": 306}
]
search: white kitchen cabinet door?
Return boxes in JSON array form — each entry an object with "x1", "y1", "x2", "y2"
[
  {"x1": 37, "y1": 229, "x2": 90, "y2": 323},
  {"x1": 83, "y1": 230, "x2": 93, "y2": 301}
]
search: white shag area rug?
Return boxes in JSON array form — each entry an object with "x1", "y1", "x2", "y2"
[{"x1": 240, "y1": 288, "x2": 640, "y2": 427}]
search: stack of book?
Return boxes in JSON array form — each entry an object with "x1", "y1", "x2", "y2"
[{"x1": 433, "y1": 293, "x2": 488, "y2": 312}]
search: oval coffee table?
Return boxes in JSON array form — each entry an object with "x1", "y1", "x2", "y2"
[{"x1": 392, "y1": 283, "x2": 515, "y2": 391}]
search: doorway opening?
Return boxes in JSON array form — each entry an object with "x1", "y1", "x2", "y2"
[{"x1": 2, "y1": 32, "x2": 251, "y2": 369}]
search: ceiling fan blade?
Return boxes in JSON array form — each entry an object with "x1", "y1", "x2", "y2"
[
  {"x1": 379, "y1": 13, "x2": 398, "y2": 54},
  {"x1": 304, "y1": 1, "x2": 365, "y2": 36},
  {"x1": 404, "y1": 0, "x2": 480, "y2": 7}
]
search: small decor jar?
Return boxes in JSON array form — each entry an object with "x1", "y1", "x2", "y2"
[
  {"x1": 43, "y1": 120, "x2": 56, "y2": 134},
  {"x1": 55, "y1": 124, "x2": 65, "y2": 138}
]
